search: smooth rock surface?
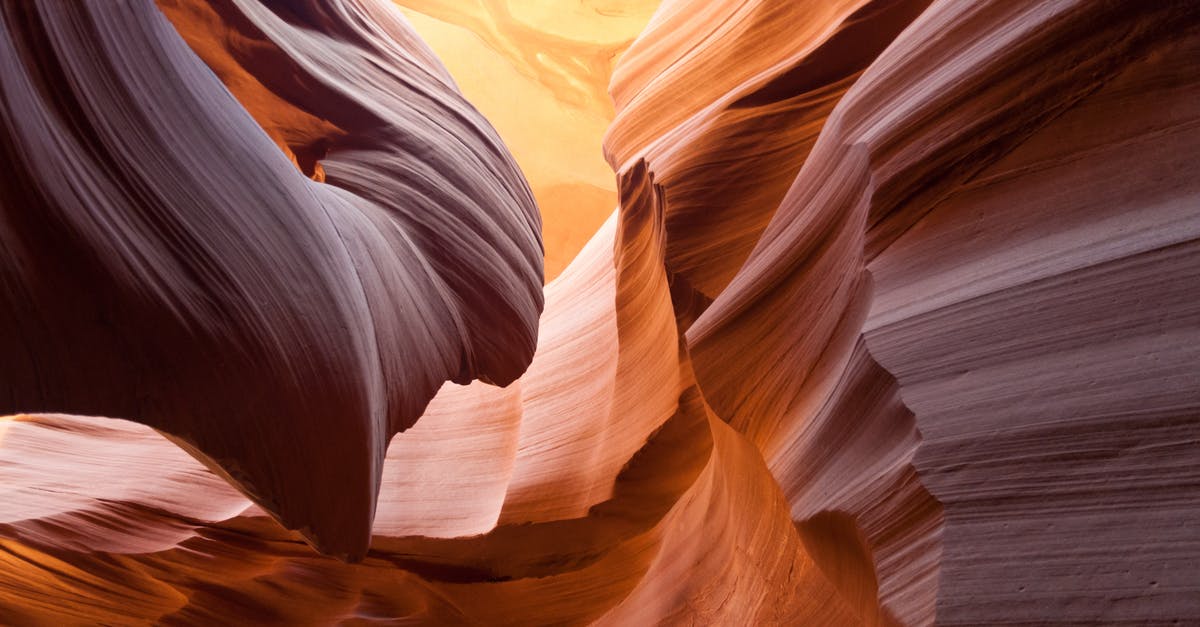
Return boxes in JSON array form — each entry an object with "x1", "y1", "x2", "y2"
[
  {"x1": 0, "y1": 0, "x2": 543, "y2": 560},
  {"x1": 1, "y1": 0, "x2": 1197, "y2": 624}
]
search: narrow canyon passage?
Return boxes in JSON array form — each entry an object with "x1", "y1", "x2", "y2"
[{"x1": 0, "y1": 1, "x2": 1197, "y2": 625}]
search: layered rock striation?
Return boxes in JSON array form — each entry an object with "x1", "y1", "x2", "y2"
[
  {"x1": 0, "y1": 0, "x2": 543, "y2": 560},
  {"x1": 1, "y1": 0, "x2": 1198, "y2": 624}
]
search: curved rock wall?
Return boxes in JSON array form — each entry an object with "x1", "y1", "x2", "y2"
[
  {"x1": 1, "y1": 0, "x2": 1197, "y2": 624},
  {"x1": 0, "y1": 0, "x2": 543, "y2": 560}
]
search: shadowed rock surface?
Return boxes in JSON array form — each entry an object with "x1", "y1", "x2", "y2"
[{"x1": 0, "y1": 0, "x2": 1197, "y2": 624}]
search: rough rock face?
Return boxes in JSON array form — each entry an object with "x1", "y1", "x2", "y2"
[{"x1": 1, "y1": 0, "x2": 1199, "y2": 625}]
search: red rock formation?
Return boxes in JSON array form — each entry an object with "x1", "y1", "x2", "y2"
[
  {"x1": 1, "y1": 0, "x2": 1198, "y2": 624},
  {"x1": 0, "y1": 0, "x2": 542, "y2": 560}
]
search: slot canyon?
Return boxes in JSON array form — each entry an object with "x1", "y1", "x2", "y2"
[{"x1": 0, "y1": 0, "x2": 1198, "y2": 624}]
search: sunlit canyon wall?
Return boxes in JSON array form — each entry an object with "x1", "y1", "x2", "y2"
[
  {"x1": 394, "y1": 1, "x2": 659, "y2": 280},
  {"x1": 0, "y1": 0, "x2": 1197, "y2": 625}
]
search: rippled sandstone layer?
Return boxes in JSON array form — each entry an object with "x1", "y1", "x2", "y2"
[
  {"x1": 394, "y1": 0, "x2": 660, "y2": 281},
  {"x1": 1, "y1": 0, "x2": 1198, "y2": 625},
  {"x1": 0, "y1": 0, "x2": 544, "y2": 561}
]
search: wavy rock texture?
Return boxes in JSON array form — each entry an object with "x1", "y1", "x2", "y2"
[
  {"x1": 394, "y1": 0, "x2": 660, "y2": 280},
  {"x1": 0, "y1": 0, "x2": 542, "y2": 560},
  {"x1": 670, "y1": 0, "x2": 1200, "y2": 623},
  {"x1": 0, "y1": 163, "x2": 859, "y2": 625},
  {"x1": 2, "y1": 0, "x2": 1199, "y2": 625}
]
